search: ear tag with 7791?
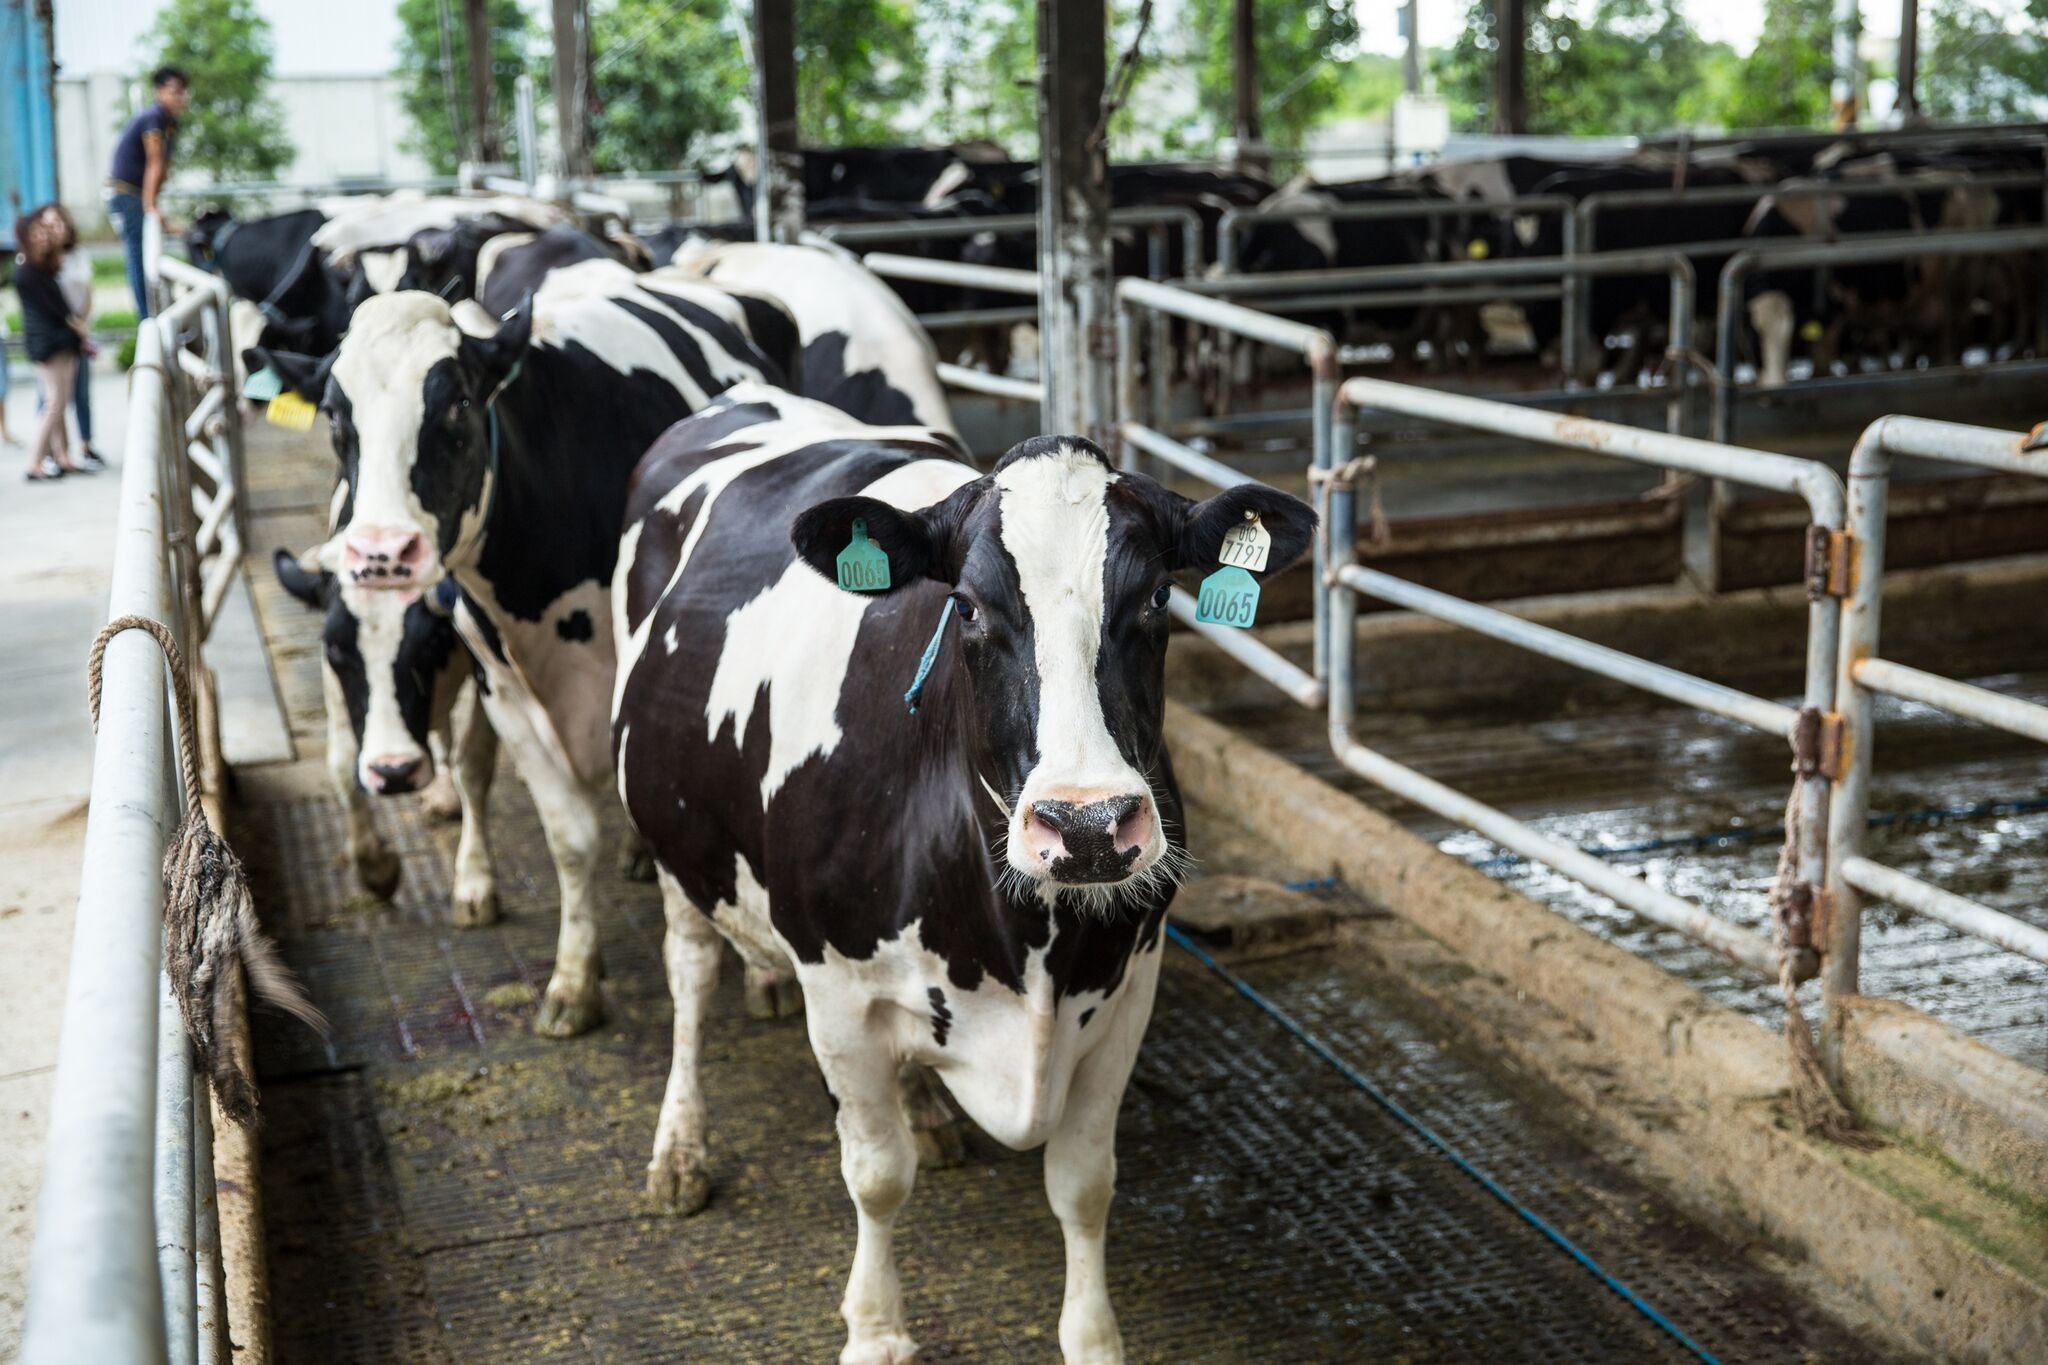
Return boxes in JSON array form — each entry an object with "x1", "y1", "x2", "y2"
[
  {"x1": 1194, "y1": 564, "x2": 1260, "y2": 629},
  {"x1": 836, "y1": 517, "x2": 892, "y2": 592}
]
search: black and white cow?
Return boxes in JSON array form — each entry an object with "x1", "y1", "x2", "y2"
[
  {"x1": 272, "y1": 550, "x2": 502, "y2": 922},
  {"x1": 611, "y1": 386, "x2": 1314, "y2": 1362},
  {"x1": 663, "y1": 240, "x2": 958, "y2": 435},
  {"x1": 276, "y1": 269, "x2": 790, "y2": 1035}
]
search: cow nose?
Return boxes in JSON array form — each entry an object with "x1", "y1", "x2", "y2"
[
  {"x1": 1025, "y1": 794, "x2": 1152, "y2": 883},
  {"x1": 343, "y1": 528, "x2": 429, "y2": 584},
  {"x1": 367, "y1": 757, "x2": 425, "y2": 795}
]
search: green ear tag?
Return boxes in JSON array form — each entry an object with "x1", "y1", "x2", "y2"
[
  {"x1": 836, "y1": 517, "x2": 892, "y2": 592},
  {"x1": 1194, "y1": 565, "x2": 1260, "y2": 629},
  {"x1": 243, "y1": 365, "x2": 283, "y2": 402}
]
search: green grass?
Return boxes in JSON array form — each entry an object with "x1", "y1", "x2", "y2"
[{"x1": 91, "y1": 253, "x2": 130, "y2": 286}]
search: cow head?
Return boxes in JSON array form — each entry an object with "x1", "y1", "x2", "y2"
[
  {"x1": 186, "y1": 207, "x2": 236, "y2": 271},
  {"x1": 793, "y1": 437, "x2": 1314, "y2": 902},
  {"x1": 274, "y1": 547, "x2": 465, "y2": 794},
  {"x1": 284, "y1": 291, "x2": 531, "y2": 588}
]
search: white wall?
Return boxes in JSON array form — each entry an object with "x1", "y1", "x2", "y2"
[{"x1": 55, "y1": 75, "x2": 435, "y2": 229}]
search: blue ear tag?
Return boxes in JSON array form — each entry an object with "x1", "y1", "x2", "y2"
[
  {"x1": 1194, "y1": 565, "x2": 1260, "y2": 629},
  {"x1": 836, "y1": 517, "x2": 892, "y2": 592},
  {"x1": 243, "y1": 365, "x2": 283, "y2": 402}
]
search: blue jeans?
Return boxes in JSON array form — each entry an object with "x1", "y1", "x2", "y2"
[{"x1": 107, "y1": 190, "x2": 150, "y2": 319}]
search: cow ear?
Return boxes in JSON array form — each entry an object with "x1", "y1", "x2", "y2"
[
  {"x1": 1175, "y1": 483, "x2": 1318, "y2": 578},
  {"x1": 272, "y1": 547, "x2": 332, "y2": 609},
  {"x1": 245, "y1": 345, "x2": 332, "y2": 402},
  {"x1": 464, "y1": 293, "x2": 532, "y2": 391},
  {"x1": 791, "y1": 496, "x2": 940, "y2": 595}
]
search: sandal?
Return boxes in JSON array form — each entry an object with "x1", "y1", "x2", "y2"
[{"x1": 25, "y1": 468, "x2": 62, "y2": 482}]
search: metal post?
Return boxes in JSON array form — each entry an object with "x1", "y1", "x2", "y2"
[
  {"x1": 514, "y1": 74, "x2": 539, "y2": 186},
  {"x1": 1037, "y1": 0, "x2": 1114, "y2": 444},
  {"x1": 550, "y1": 0, "x2": 594, "y2": 180},
  {"x1": 1310, "y1": 342, "x2": 1336, "y2": 681},
  {"x1": 1823, "y1": 421, "x2": 1890, "y2": 1069},
  {"x1": 1231, "y1": 0, "x2": 1267, "y2": 174},
  {"x1": 463, "y1": 0, "x2": 502, "y2": 162},
  {"x1": 1400, "y1": 0, "x2": 1422, "y2": 97},
  {"x1": 1492, "y1": 0, "x2": 1527, "y2": 135},
  {"x1": 155, "y1": 971, "x2": 198, "y2": 1365},
  {"x1": 753, "y1": 0, "x2": 802, "y2": 243},
  {"x1": 1894, "y1": 0, "x2": 1920, "y2": 124}
]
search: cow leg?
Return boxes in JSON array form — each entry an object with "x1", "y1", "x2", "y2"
[
  {"x1": 817, "y1": 1030, "x2": 919, "y2": 1365},
  {"x1": 449, "y1": 700, "x2": 499, "y2": 928},
  {"x1": 326, "y1": 665, "x2": 398, "y2": 898},
  {"x1": 420, "y1": 730, "x2": 461, "y2": 821},
  {"x1": 647, "y1": 868, "x2": 720, "y2": 1215},
  {"x1": 488, "y1": 714, "x2": 606, "y2": 1035},
  {"x1": 1045, "y1": 946, "x2": 1163, "y2": 1365}
]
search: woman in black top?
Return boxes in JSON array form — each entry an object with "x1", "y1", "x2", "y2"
[{"x1": 14, "y1": 209, "x2": 88, "y2": 481}]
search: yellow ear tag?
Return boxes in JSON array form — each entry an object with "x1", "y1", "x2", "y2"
[
  {"x1": 1799, "y1": 320, "x2": 1824, "y2": 342},
  {"x1": 1466, "y1": 238, "x2": 1491, "y2": 260},
  {"x1": 267, "y1": 391, "x2": 318, "y2": 432}
]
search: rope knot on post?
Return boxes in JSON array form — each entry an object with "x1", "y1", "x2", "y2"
[
  {"x1": 1766, "y1": 745, "x2": 1882, "y2": 1151},
  {"x1": 87, "y1": 614, "x2": 326, "y2": 1128},
  {"x1": 1307, "y1": 455, "x2": 1391, "y2": 579}
]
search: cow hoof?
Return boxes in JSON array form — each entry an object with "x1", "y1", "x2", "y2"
[
  {"x1": 913, "y1": 1120, "x2": 965, "y2": 1171},
  {"x1": 532, "y1": 983, "x2": 604, "y2": 1038},
  {"x1": 617, "y1": 845, "x2": 656, "y2": 883},
  {"x1": 646, "y1": 1158, "x2": 711, "y2": 1215},
  {"x1": 354, "y1": 847, "x2": 401, "y2": 900},
  {"x1": 451, "y1": 884, "x2": 499, "y2": 928},
  {"x1": 839, "y1": 1335, "x2": 918, "y2": 1365},
  {"x1": 743, "y1": 970, "x2": 804, "y2": 1020}
]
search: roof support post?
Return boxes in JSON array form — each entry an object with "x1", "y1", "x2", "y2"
[
  {"x1": 1231, "y1": 0, "x2": 1268, "y2": 173},
  {"x1": 1894, "y1": 0, "x2": 1921, "y2": 125},
  {"x1": 548, "y1": 0, "x2": 594, "y2": 179},
  {"x1": 1492, "y1": 0, "x2": 1527, "y2": 135},
  {"x1": 753, "y1": 0, "x2": 803, "y2": 243},
  {"x1": 1036, "y1": 0, "x2": 1115, "y2": 444}
]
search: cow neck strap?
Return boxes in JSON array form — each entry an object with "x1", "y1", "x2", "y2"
[
  {"x1": 902, "y1": 597, "x2": 955, "y2": 715},
  {"x1": 461, "y1": 358, "x2": 522, "y2": 567}
]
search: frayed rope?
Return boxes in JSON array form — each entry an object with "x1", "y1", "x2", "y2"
[{"x1": 88, "y1": 614, "x2": 326, "y2": 1127}]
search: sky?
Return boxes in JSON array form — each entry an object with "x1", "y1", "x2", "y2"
[{"x1": 55, "y1": 0, "x2": 1912, "y2": 78}]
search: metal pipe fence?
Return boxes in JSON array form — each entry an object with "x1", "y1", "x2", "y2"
[
  {"x1": 1823, "y1": 417, "x2": 2048, "y2": 1050},
  {"x1": 20, "y1": 251, "x2": 247, "y2": 1365},
  {"x1": 1323, "y1": 377, "x2": 1844, "y2": 979},
  {"x1": 824, "y1": 204, "x2": 1206, "y2": 277}
]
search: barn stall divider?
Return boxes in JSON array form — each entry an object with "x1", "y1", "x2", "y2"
[{"x1": 19, "y1": 253, "x2": 250, "y2": 1364}]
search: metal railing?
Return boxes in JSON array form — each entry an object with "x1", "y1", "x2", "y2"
[
  {"x1": 1323, "y1": 379, "x2": 1847, "y2": 977},
  {"x1": 861, "y1": 253, "x2": 1048, "y2": 407},
  {"x1": 824, "y1": 204, "x2": 1207, "y2": 278},
  {"x1": 20, "y1": 247, "x2": 248, "y2": 1365},
  {"x1": 1824, "y1": 418, "x2": 2048, "y2": 1023}
]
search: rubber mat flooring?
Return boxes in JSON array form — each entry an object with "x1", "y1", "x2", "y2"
[{"x1": 237, "y1": 774, "x2": 1884, "y2": 1364}]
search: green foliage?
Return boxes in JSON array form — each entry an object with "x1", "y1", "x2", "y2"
[
  {"x1": 1438, "y1": 0, "x2": 1705, "y2": 136},
  {"x1": 137, "y1": 0, "x2": 294, "y2": 180},
  {"x1": 1922, "y1": 0, "x2": 2048, "y2": 124},
  {"x1": 797, "y1": 0, "x2": 924, "y2": 145},
  {"x1": 589, "y1": 0, "x2": 747, "y2": 172},
  {"x1": 1182, "y1": 0, "x2": 1360, "y2": 153},
  {"x1": 1701, "y1": 0, "x2": 1833, "y2": 131},
  {"x1": 1331, "y1": 53, "x2": 1404, "y2": 122},
  {"x1": 394, "y1": 0, "x2": 537, "y2": 175}
]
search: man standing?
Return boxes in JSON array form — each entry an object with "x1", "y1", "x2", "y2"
[{"x1": 105, "y1": 66, "x2": 189, "y2": 319}]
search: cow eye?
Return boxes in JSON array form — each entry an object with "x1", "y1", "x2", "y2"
[
  {"x1": 1149, "y1": 581, "x2": 1172, "y2": 611},
  {"x1": 950, "y1": 593, "x2": 979, "y2": 625}
]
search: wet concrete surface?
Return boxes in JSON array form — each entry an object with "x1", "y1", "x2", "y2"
[{"x1": 235, "y1": 415, "x2": 1889, "y2": 1361}]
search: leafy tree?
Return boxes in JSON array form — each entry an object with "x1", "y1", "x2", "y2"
[
  {"x1": 1437, "y1": 0, "x2": 1704, "y2": 137},
  {"x1": 136, "y1": 0, "x2": 294, "y2": 180},
  {"x1": 394, "y1": 0, "x2": 537, "y2": 175},
  {"x1": 1182, "y1": 0, "x2": 1361, "y2": 153},
  {"x1": 1921, "y1": 0, "x2": 2048, "y2": 123},
  {"x1": 797, "y1": 0, "x2": 924, "y2": 145},
  {"x1": 589, "y1": 0, "x2": 747, "y2": 171},
  {"x1": 1702, "y1": 0, "x2": 1833, "y2": 131}
]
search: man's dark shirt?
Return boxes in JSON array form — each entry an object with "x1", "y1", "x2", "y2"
[{"x1": 108, "y1": 102, "x2": 178, "y2": 193}]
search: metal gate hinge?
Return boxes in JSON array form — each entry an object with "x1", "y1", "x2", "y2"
[
  {"x1": 1792, "y1": 707, "x2": 1845, "y2": 781},
  {"x1": 1805, "y1": 526, "x2": 1853, "y2": 599},
  {"x1": 1778, "y1": 882, "x2": 1817, "y2": 951}
]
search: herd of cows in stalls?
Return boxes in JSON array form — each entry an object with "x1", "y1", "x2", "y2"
[{"x1": 188, "y1": 134, "x2": 2033, "y2": 1361}]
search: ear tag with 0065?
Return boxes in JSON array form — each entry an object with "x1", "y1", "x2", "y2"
[
  {"x1": 836, "y1": 517, "x2": 892, "y2": 592},
  {"x1": 1194, "y1": 564, "x2": 1260, "y2": 629}
]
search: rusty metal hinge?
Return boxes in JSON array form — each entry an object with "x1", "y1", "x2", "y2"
[
  {"x1": 1777, "y1": 881, "x2": 1817, "y2": 951},
  {"x1": 1805, "y1": 525, "x2": 1853, "y2": 599},
  {"x1": 1792, "y1": 706, "x2": 1846, "y2": 781}
]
